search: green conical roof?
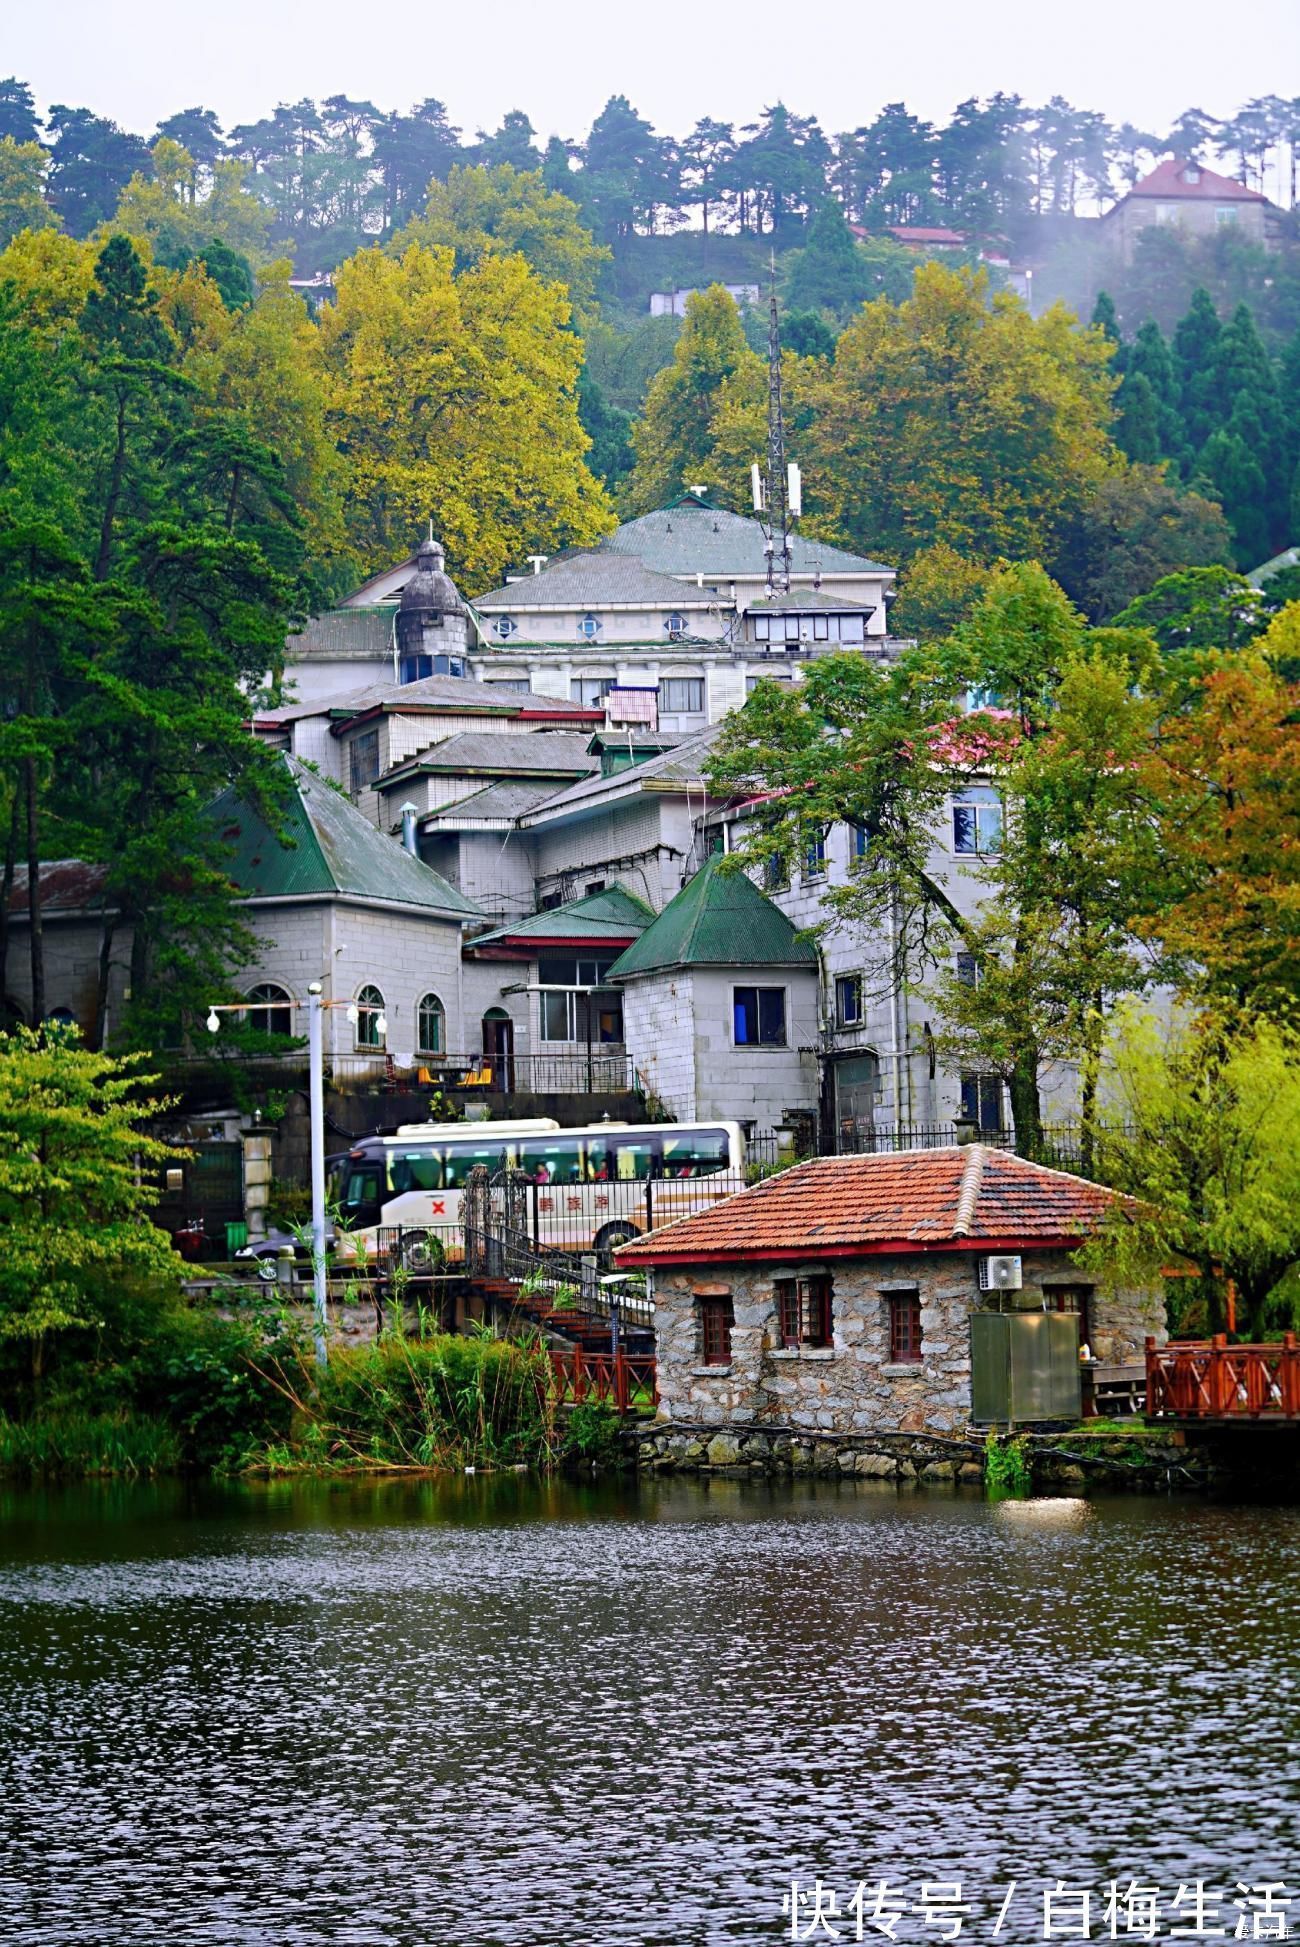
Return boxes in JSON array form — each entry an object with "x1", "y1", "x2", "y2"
[
  {"x1": 209, "y1": 757, "x2": 482, "y2": 920},
  {"x1": 605, "y1": 855, "x2": 818, "y2": 980}
]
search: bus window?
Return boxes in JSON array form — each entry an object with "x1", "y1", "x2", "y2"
[
  {"x1": 519, "y1": 1137, "x2": 585, "y2": 1184},
  {"x1": 612, "y1": 1135, "x2": 662, "y2": 1181},
  {"x1": 662, "y1": 1129, "x2": 731, "y2": 1177},
  {"x1": 441, "y1": 1145, "x2": 509, "y2": 1188},
  {"x1": 388, "y1": 1149, "x2": 443, "y2": 1193},
  {"x1": 340, "y1": 1163, "x2": 383, "y2": 1226}
]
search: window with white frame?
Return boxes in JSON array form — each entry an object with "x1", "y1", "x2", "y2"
[
  {"x1": 836, "y1": 973, "x2": 864, "y2": 1027},
  {"x1": 763, "y1": 849, "x2": 789, "y2": 891},
  {"x1": 838, "y1": 614, "x2": 865, "y2": 644},
  {"x1": 492, "y1": 616, "x2": 517, "y2": 638},
  {"x1": 1214, "y1": 206, "x2": 1238, "y2": 225},
  {"x1": 664, "y1": 613, "x2": 687, "y2": 637},
  {"x1": 733, "y1": 985, "x2": 787, "y2": 1046},
  {"x1": 660, "y1": 677, "x2": 705, "y2": 714},
  {"x1": 849, "y1": 821, "x2": 869, "y2": 868},
  {"x1": 354, "y1": 983, "x2": 386, "y2": 1049},
  {"x1": 785, "y1": 615, "x2": 801, "y2": 643},
  {"x1": 486, "y1": 676, "x2": 532, "y2": 693},
  {"x1": 753, "y1": 614, "x2": 771, "y2": 641},
  {"x1": 577, "y1": 614, "x2": 602, "y2": 640},
  {"x1": 245, "y1": 982, "x2": 293, "y2": 1037},
  {"x1": 956, "y1": 950, "x2": 980, "y2": 988},
  {"x1": 416, "y1": 991, "x2": 445, "y2": 1054},
  {"x1": 951, "y1": 784, "x2": 1003, "y2": 855}
]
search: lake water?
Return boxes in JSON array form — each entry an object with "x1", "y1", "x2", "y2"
[{"x1": 0, "y1": 1475, "x2": 1296, "y2": 1946}]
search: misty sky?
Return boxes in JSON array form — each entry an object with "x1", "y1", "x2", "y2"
[{"x1": 9, "y1": 0, "x2": 1298, "y2": 145}]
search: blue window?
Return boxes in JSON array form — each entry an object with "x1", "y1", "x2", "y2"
[
  {"x1": 961, "y1": 1074, "x2": 1003, "y2": 1133},
  {"x1": 849, "y1": 821, "x2": 869, "y2": 867},
  {"x1": 952, "y1": 785, "x2": 1002, "y2": 856},
  {"x1": 493, "y1": 616, "x2": 517, "y2": 639},
  {"x1": 578, "y1": 614, "x2": 602, "y2": 640},
  {"x1": 733, "y1": 985, "x2": 787, "y2": 1047},
  {"x1": 803, "y1": 831, "x2": 827, "y2": 881}
]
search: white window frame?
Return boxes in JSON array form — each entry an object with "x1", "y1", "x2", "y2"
[
  {"x1": 660, "y1": 676, "x2": 705, "y2": 714},
  {"x1": 354, "y1": 983, "x2": 386, "y2": 1051},
  {"x1": 492, "y1": 616, "x2": 517, "y2": 639},
  {"x1": 577, "y1": 613, "x2": 602, "y2": 641},
  {"x1": 416, "y1": 991, "x2": 445, "y2": 1055},
  {"x1": 951, "y1": 785, "x2": 1003, "y2": 857},
  {"x1": 835, "y1": 973, "x2": 864, "y2": 1028}
]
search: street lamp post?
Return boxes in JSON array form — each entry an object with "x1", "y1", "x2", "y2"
[
  {"x1": 307, "y1": 982, "x2": 327, "y2": 1367},
  {"x1": 207, "y1": 986, "x2": 385, "y2": 1370}
]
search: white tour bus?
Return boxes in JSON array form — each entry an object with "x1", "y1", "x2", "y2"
[{"x1": 334, "y1": 1116, "x2": 746, "y2": 1265}]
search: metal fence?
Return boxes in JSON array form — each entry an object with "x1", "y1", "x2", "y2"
[{"x1": 179, "y1": 1049, "x2": 636, "y2": 1097}]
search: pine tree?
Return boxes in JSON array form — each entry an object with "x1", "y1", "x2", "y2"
[
  {"x1": 1173, "y1": 286, "x2": 1223, "y2": 453},
  {"x1": 784, "y1": 197, "x2": 874, "y2": 318}
]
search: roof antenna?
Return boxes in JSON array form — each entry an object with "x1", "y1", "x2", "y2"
[{"x1": 751, "y1": 251, "x2": 799, "y2": 598}]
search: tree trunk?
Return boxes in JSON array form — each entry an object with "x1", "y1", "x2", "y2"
[
  {"x1": 1008, "y1": 1043, "x2": 1043, "y2": 1158},
  {"x1": 0, "y1": 788, "x2": 18, "y2": 1021},
  {"x1": 1078, "y1": 994, "x2": 1104, "y2": 1176},
  {"x1": 93, "y1": 914, "x2": 117, "y2": 1051},
  {"x1": 24, "y1": 756, "x2": 43, "y2": 1028},
  {"x1": 94, "y1": 390, "x2": 128, "y2": 582},
  {"x1": 127, "y1": 918, "x2": 149, "y2": 1036}
]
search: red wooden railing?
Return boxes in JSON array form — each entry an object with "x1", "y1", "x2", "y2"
[
  {"x1": 1145, "y1": 1334, "x2": 1300, "y2": 1420},
  {"x1": 549, "y1": 1346, "x2": 658, "y2": 1415}
]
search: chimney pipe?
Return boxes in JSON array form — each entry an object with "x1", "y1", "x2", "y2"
[{"x1": 399, "y1": 802, "x2": 419, "y2": 856}]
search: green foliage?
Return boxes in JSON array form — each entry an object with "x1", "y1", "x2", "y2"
[
  {"x1": 1081, "y1": 1010, "x2": 1300, "y2": 1336},
  {"x1": 1055, "y1": 465, "x2": 1234, "y2": 622},
  {"x1": 984, "y1": 1431, "x2": 1031, "y2": 1491},
  {"x1": 0, "y1": 1026, "x2": 182, "y2": 1360},
  {"x1": 782, "y1": 197, "x2": 876, "y2": 318},
  {"x1": 563, "y1": 1400, "x2": 624, "y2": 1466},
  {"x1": 0, "y1": 138, "x2": 53, "y2": 249},
  {"x1": 0, "y1": 1410, "x2": 183, "y2": 1477},
  {"x1": 245, "y1": 1333, "x2": 558, "y2": 1471},
  {"x1": 1112, "y1": 564, "x2": 1266, "y2": 651}
]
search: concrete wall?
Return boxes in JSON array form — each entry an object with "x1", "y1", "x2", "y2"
[
  {"x1": 621, "y1": 972, "x2": 698, "y2": 1116},
  {"x1": 650, "y1": 1249, "x2": 1164, "y2": 1434},
  {"x1": 528, "y1": 798, "x2": 694, "y2": 913},
  {"x1": 689, "y1": 965, "x2": 820, "y2": 1133}
]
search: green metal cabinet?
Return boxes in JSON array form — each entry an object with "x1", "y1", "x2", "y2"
[{"x1": 970, "y1": 1310, "x2": 1081, "y2": 1424}]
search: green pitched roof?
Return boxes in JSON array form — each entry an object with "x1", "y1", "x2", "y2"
[
  {"x1": 472, "y1": 884, "x2": 656, "y2": 950},
  {"x1": 209, "y1": 757, "x2": 482, "y2": 920},
  {"x1": 605, "y1": 855, "x2": 818, "y2": 980}
]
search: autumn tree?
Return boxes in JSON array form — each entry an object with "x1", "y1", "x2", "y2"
[
  {"x1": 0, "y1": 138, "x2": 53, "y2": 249},
  {"x1": 1141, "y1": 645, "x2": 1300, "y2": 1008},
  {"x1": 110, "y1": 139, "x2": 273, "y2": 268},
  {"x1": 316, "y1": 242, "x2": 612, "y2": 586},
  {"x1": 625, "y1": 285, "x2": 759, "y2": 514},
  {"x1": 394, "y1": 163, "x2": 609, "y2": 323},
  {"x1": 799, "y1": 264, "x2": 1119, "y2": 570}
]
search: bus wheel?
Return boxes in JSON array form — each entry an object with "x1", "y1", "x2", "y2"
[
  {"x1": 397, "y1": 1230, "x2": 444, "y2": 1276},
  {"x1": 594, "y1": 1222, "x2": 639, "y2": 1266}
]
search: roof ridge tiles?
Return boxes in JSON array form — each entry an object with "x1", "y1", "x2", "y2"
[{"x1": 952, "y1": 1144, "x2": 988, "y2": 1237}]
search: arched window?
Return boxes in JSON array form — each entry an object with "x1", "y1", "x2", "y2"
[
  {"x1": 245, "y1": 982, "x2": 293, "y2": 1037},
  {"x1": 354, "y1": 983, "x2": 386, "y2": 1049},
  {"x1": 577, "y1": 613, "x2": 602, "y2": 640},
  {"x1": 493, "y1": 616, "x2": 517, "y2": 639},
  {"x1": 416, "y1": 991, "x2": 445, "y2": 1055}
]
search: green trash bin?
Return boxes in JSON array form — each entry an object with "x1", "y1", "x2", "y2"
[{"x1": 225, "y1": 1220, "x2": 249, "y2": 1259}]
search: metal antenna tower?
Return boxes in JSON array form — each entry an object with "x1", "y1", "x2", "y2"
[{"x1": 752, "y1": 254, "x2": 800, "y2": 597}]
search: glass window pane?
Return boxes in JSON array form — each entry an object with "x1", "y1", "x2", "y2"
[
  {"x1": 733, "y1": 987, "x2": 757, "y2": 1044},
  {"x1": 540, "y1": 992, "x2": 573, "y2": 1042},
  {"x1": 839, "y1": 614, "x2": 864, "y2": 644},
  {"x1": 952, "y1": 804, "x2": 977, "y2": 853},
  {"x1": 758, "y1": 988, "x2": 786, "y2": 1045}
]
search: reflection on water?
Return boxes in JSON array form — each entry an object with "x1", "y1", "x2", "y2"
[{"x1": 0, "y1": 1474, "x2": 1295, "y2": 1945}]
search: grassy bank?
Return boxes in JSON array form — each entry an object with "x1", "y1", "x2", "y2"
[{"x1": 0, "y1": 1305, "x2": 624, "y2": 1479}]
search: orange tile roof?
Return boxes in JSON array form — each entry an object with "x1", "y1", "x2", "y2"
[{"x1": 616, "y1": 1146, "x2": 1119, "y2": 1266}]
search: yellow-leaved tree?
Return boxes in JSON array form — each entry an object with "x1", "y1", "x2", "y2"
[
  {"x1": 317, "y1": 243, "x2": 613, "y2": 588},
  {"x1": 109, "y1": 139, "x2": 274, "y2": 268},
  {"x1": 801, "y1": 262, "x2": 1120, "y2": 569}
]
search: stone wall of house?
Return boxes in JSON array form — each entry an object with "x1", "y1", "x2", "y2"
[
  {"x1": 688, "y1": 966, "x2": 821, "y2": 1134},
  {"x1": 649, "y1": 1249, "x2": 1164, "y2": 1436},
  {"x1": 620, "y1": 972, "x2": 698, "y2": 1116}
]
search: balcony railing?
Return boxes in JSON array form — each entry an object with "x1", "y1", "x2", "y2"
[{"x1": 177, "y1": 1048, "x2": 636, "y2": 1097}]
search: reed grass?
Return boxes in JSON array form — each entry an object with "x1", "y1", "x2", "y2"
[{"x1": 0, "y1": 1411, "x2": 184, "y2": 1478}]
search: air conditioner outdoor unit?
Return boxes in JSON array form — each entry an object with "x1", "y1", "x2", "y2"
[{"x1": 979, "y1": 1254, "x2": 1023, "y2": 1291}]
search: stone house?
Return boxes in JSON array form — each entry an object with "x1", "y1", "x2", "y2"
[
  {"x1": 4, "y1": 758, "x2": 483, "y2": 1064},
  {"x1": 606, "y1": 854, "x2": 821, "y2": 1133},
  {"x1": 1099, "y1": 157, "x2": 1279, "y2": 262},
  {"x1": 617, "y1": 1147, "x2": 1163, "y2": 1434}
]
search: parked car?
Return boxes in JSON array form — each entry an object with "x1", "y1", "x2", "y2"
[{"x1": 234, "y1": 1227, "x2": 334, "y2": 1281}]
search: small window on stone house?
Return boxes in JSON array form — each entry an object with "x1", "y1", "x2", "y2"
[
  {"x1": 775, "y1": 1274, "x2": 832, "y2": 1349},
  {"x1": 887, "y1": 1291, "x2": 922, "y2": 1364},
  {"x1": 699, "y1": 1296, "x2": 734, "y2": 1366}
]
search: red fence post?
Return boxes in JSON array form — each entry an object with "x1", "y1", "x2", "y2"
[
  {"x1": 573, "y1": 1343, "x2": 586, "y2": 1404},
  {"x1": 615, "y1": 1350, "x2": 628, "y2": 1415}
]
